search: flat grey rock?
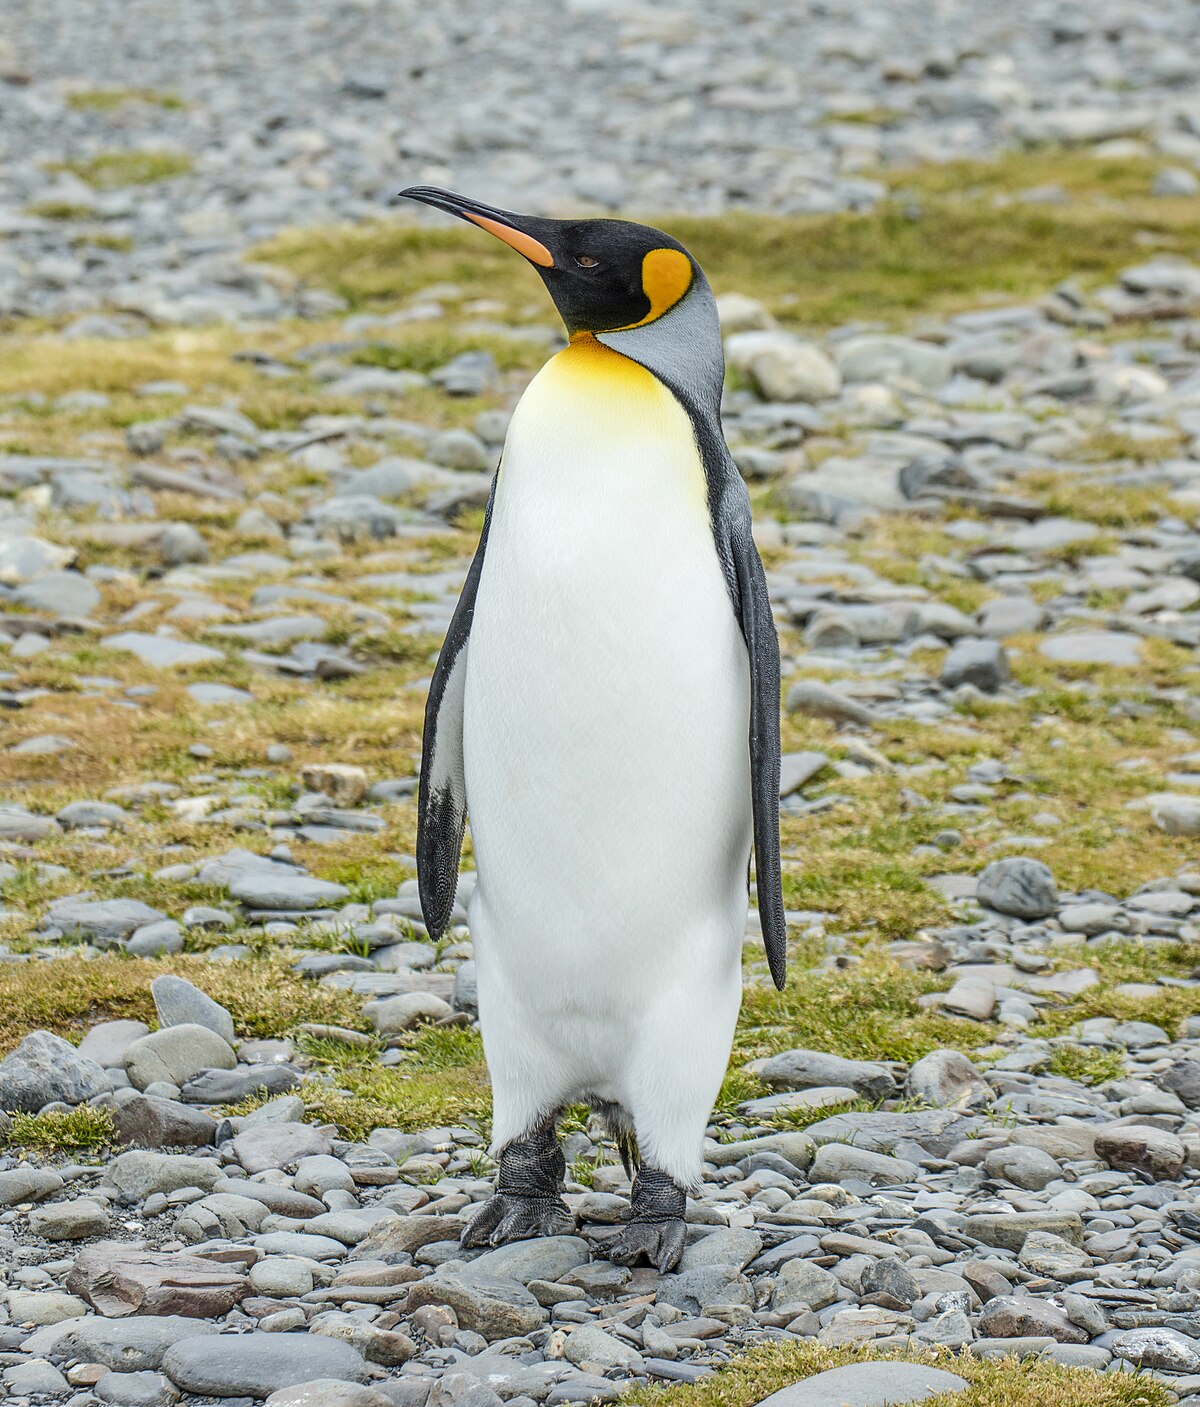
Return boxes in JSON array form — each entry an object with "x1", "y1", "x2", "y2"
[
  {"x1": 232, "y1": 1121, "x2": 332, "y2": 1173},
  {"x1": 229, "y1": 872, "x2": 350, "y2": 910},
  {"x1": 48, "y1": 897, "x2": 166, "y2": 942},
  {"x1": 151, "y1": 975, "x2": 236, "y2": 1044},
  {"x1": 466, "y1": 1235, "x2": 591, "y2": 1285},
  {"x1": 188, "y1": 682, "x2": 254, "y2": 705},
  {"x1": 182, "y1": 1063, "x2": 301, "y2": 1103},
  {"x1": 21, "y1": 1315, "x2": 219, "y2": 1372},
  {"x1": 15, "y1": 569, "x2": 100, "y2": 615},
  {"x1": 163, "y1": 1332, "x2": 368, "y2": 1396},
  {"x1": 801, "y1": 1109, "x2": 979, "y2": 1157},
  {"x1": 104, "y1": 632, "x2": 224, "y2": 668},
  {"x1": 754, "y1": 1362, "x2": 968, "y2": 1406},
  {"x1": 1039, "y1": 629, "x2": 1142, "y2": 666},
  {"x1": 746, "y1": 1049, "x2": 895, "y2": 1100}
]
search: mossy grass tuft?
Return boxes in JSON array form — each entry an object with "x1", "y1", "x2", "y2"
[
  {"x1": 1047, "y1": 1045, "x2": 1126, "y2": 1086},
  {"x1": 625, "y1": 1342, "x2": 1171, "y2": 1407},
  {"x1": 66, "y1": 88, "x2": 185, "y2": 111},
  {"x1": 5, "y1": 1106, "x2": 115, "y2": 1153},
  {"x1": 0, "y1": 955, "x2": 368, "y2": 1056}
]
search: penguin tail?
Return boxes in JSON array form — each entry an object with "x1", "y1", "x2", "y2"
[
  {"x1": 616, "y1": 1128, "x2": 640, "y2": 1179},
  {"x1": 590, "y1": 1099, "x2": 640, "y2": 1175}
]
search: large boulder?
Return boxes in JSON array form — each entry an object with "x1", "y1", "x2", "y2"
[
  {"x1": 124, "y1": 1025, "x2": 237, "y2": 1091},
  {"x1": 976, "y1": 857, "x2": 1058, "y2": 919},
  {"x1": 0, "y1": 1031, "x2": 110, "y2": 1112},
  {"x1": 68, "y1": 1247, "x2": 247, "y2": 1318},
  {"x1": 163, "y1": 1333, "x2": 367, "y2": 1397}
]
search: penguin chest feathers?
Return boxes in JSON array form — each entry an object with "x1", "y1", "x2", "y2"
[
  {"x1": 472, "y1": 333, "x2": 740, "y2": 684},
  {"x1": 498, "y1": 333, "x2": 712, "y2": 535},
  {"x1": 461, "y1": 334, "x2": 752, "y2": 920}
]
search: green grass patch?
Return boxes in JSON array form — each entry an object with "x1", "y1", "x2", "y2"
[
  {"x1": 820, "y1": 107, "x2": 904, "y2": 127},
  {"x1": 626, "y1": 1341, "x2": 1171, "y2": 1407},
  {"x1": 66, "y1": 88, "x2": 185, "y2": 112},
  {"x1": 885, "y1": 148, "x2": 1163, "y2": 203},
  {"x1": 757, "y1": 1095, "x2": 878, "y2": 1131},
  {"x1": 5, "y1": 1106, "x2": 114, "y2": 1153},
  {"x1": 1046, "y1": 1045, "x2": 1126, "y2": 1086},
  {"x1": 1038, "y1": 984, "x2": 1200, "y2": 1042},
  {"x1": 51, "y1": 150, "x2": 193, "y2": 189},
  {"x1": 72, "y1": 232, "x2": 136, "y2": 252},
  {"x1": 298, "y1": 1025, "x2": 490, "y2": 1139},
  {"x1": 569, "y1": 1151, "x2": 617, "y2": 1188},
  {"x1": 732, "y1": 950, "x2": 994, "y2": 1074},
  {"x1": 783, "y1": 855, "x2": 950, "y2": 940},
  {"x1": 0, "y1": 955, "x2": 367, "y2": 1055},
  {"x1": 29, "y1": 203, "x2": 96, "y2": 222}
]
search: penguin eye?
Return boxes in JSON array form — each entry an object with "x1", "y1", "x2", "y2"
[{"x1": 574, "y1": 254, "x2": 599, "y2": 268}]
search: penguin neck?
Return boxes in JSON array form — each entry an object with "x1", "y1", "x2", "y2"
[
  {"x1": 555, "y1": 330, "x2": 646, "y2": 383},
  {"x1": 594, "y1": 276, "x2": 726, "y2": 426},
  {"x1": 519, "y1": 331, "x2": 686, "y2": 429}
]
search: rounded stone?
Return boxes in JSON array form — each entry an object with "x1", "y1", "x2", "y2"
[
  {"x1": 976, "y1": 857, "x2": 1058, "y2": 919},
  {"x1": 940, "y1": 638, "x2": 1009, "y2": 693},
  {"x1": 265, "y1": 1382, "x2": 395, "y2": 1407},
  {"x1": 125, "y1": 1025, "x2": 237, "y2": 1091},
  {"x1": 163, "y1": 1333, "x2": 368, "y2": 1397}
]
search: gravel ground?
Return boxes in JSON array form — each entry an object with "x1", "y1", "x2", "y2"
[
  {"x1": 5, "y1": 0, "x2": 1200, "y2": 317},
  {"x1": 5, "y1": 4, "x2": 1200, "y2": 1407}
]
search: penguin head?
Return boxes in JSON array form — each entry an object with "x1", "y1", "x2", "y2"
[{"x1": 397, "y1": 187, "x2": 701, "y2": 339}]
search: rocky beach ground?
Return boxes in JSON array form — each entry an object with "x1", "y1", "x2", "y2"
[{"x1": 5, "y1": 2, "x2": 1200, "y2": 1406}]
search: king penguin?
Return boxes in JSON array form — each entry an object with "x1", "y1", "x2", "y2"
[{"x1": 399, "y1": 187, "x2": 786, "y2": 1273}]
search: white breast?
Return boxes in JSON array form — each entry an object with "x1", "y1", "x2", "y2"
[{"x1": 460, "y1": 339, "x2": 752, "y2": 1165}]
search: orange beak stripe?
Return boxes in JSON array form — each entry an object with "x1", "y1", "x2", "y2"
[{"x1": 465, "y1": 213, "x2": 554, "y2": 268}]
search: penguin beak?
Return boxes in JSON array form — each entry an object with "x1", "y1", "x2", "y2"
[{"x1": 395, "y1": 186, "x2": 556, "y2": 269}]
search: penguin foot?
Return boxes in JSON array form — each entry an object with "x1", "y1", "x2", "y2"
[
  {"x1": 603, "y1": 1164, "x2": 688, "y2": 1273},
  {"x1": 461, "y1": 1191, "x2": 574, "y2": 1247},
  {"x1": 605, "y1": 1216, "x2": 687, "y2": 1274},
  {"x1": 461, "y1": 1122, "x2": 572, "y2": 1248}
]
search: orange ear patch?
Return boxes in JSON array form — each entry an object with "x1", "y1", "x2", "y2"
[
  {"x1": 640, "y1": 248, "x2": 693, "y2": 321},
  {"x1": 609, "y1": 247, "x2": 693, "y2": 331}
]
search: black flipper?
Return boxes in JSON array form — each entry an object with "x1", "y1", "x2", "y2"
[
  {"x1": 416, "y1": 475, "x2": 496, "y2": 939},
  {"x1": 717, "y1": 472, "x2": 787, "y2": 990}
]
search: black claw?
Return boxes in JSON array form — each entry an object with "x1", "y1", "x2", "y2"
[
  {"x1": 461, "y1": 1122, "x2": 572, "y2": 1250},
  {"x1": 605, "y1": 1217, "x2": 687, "y2": 1273},
  {"x1": 463, "y1": 1192, "x2": 574, "y2": 1247},
  {"x1": 602, "y1": 1165, "x2": 689, "y2": 1273}
]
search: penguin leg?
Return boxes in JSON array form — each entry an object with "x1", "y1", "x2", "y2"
[
  {"x1": 461, "y1": 1119, "x2": 574, "y2": 1248},
  {"x1": 604, "y1": 1164, "x2": 687, "y2": 1274}
]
